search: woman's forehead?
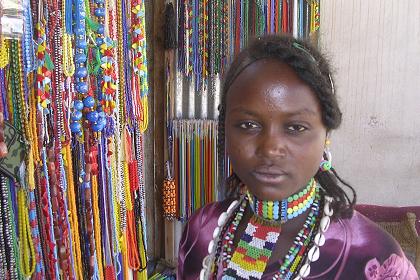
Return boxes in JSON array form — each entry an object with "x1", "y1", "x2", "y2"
[{"x1": 226, "y1": 59, "x2": 321, "y2": 115}]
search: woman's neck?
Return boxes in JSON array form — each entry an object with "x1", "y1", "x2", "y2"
[{"x1": 246, "y1": 178, "x2": 317, "y2": 223}]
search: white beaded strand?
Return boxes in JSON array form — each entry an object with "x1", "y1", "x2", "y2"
[
  {"x1": 199, "y1": 199, "x2": 240, "y2": 280},
  {"x1": 292, "y1": 195, "x2": 333, "y2": 280}
]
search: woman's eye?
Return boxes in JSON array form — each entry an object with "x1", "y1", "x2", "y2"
[
  {"x1": 287, "y1": 124, "x2": 307, "y2": 132},
  {"x1": 239, "y1": 122, "x2": 259, "y2": 129}
]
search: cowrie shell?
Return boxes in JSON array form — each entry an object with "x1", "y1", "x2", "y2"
[
  {"x1": 227, "y1": 200, "x2": 238, "y2": 214},
  {"x1": 299, "y1": 263, "x2": 311, "y2": 277},
  {"x1": 308, "y1": 246, "x2": 320, "y2": 262},
  {"x1": 314, "y1": 232, "x2": 326, "y2": 246},
  {"x1": 207, "y1": 240, "x2": 215, "y2": 254},
  {"x1": 217, "y1": 212, "x2": 227, "y2": 226},
  {"x1": 320, "y1": 216, "x2": 331, "y2": 232},
  {"x1": 199, "y1": 268, "x2": 206, "y2": 280},
  {"x1": 324, "y1": 203, "x2": 333, "y2": 217},
  {"x1": 212, "y1": 226, "x2": 221, "y2": 239}
]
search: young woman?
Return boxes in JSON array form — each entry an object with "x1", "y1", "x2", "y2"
[{"x1": 177, "y1": 34, "x2": 418, "y2": 280}]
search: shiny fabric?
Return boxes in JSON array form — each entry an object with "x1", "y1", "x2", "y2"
[{"x1": 178, "y1": 199, "x2": 419, "y2": 280}]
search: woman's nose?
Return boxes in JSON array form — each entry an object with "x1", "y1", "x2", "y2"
[{"x1": 257, "y1": 129, "x2": 287, "y2": 159}]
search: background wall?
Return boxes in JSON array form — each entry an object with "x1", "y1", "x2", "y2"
[{"x1": 320, "y1": 0, "x2": 420, "y2": 206}]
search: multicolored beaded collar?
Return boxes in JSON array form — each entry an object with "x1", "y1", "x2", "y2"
[
  {"x1": 201, "y1": 182, "x2": 334, "y2": 280},
  {"x1": 247, "y1": 178, "x2": 316, "y2": 222}
]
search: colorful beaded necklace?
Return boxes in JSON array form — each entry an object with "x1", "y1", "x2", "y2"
[
  {"x1": 221, "y1": 182, "x2": 319, "y2": 279},
  {"x1": 247, "y1": 178, "x2": 316, "y2": 222},
  {"x1": 201, "y1": 181, "x2": 334, "y2": 280}
]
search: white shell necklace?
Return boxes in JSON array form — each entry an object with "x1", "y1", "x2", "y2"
[{"x1": 200, "y1": 195, "x2": 334, "y2": 280}]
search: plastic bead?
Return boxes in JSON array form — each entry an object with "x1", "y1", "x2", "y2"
[
  {"x1": 83, "y1": 96, "x2": 95, "y2": 108},
  {"x1": 74, "y1": 26, "x2": 85, "y2": 36},
  {"x1": 74, "y1": 53, "x2": 87, "y2": 64},
  {"x1": 73, "y1": 100, "x2": 84, "y2": 111},
  {"x1": 97, "y1": 25, "x2": 105, "y2": 34},
  {"x1": 75, "y1": 67, "x2": 88, "y2": 78},
  {"x1": 71, "y1": 111, "x2": 83, "y2": 121},
  {"x1": 76, "y1": 82, "x2": 88, "y2": 93},
  {"x1": 86, "y1": 111, "x2": 99, "y2": 123},
  {"x1": 70, "y1": 122, "x2": 82, "y2": 133},
  {"x1": 95, "y1": 38, "x2": 104, "y2": 46},
  {"x1": 76, "y1": 40, "x2": 87, "y2": 49},
  {"x1": 91, "y1": 122, "x2": 104, "y2": 132},
  {"x1": 97, "y1": 117, "x2": 107, "y2": 127},
  {"x1": 94, "y1": 8, "x2": 105, "y2": 17}
]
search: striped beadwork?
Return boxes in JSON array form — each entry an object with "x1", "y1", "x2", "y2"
[
  {"x1": 222, "y1": 216, "x2": 281, "y2": 280},
  {"x1": 248, "y1": 179, "x2": 316, "y2": 223}
]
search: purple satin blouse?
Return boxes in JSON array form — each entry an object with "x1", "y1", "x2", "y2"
[{"x1": 178, "y1": 199, "x2": 419, "y2": 280}]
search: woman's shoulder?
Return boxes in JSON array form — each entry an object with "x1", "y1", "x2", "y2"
[
  {"x1": 187, "y1": 199, "x2": 234, "y2": 226},
  {"x1": 177, "y1": 199, "x2": 235, "y2": 280},
  {"x1": 307, "y1": 210, "x2": 418, "y2": 279}
]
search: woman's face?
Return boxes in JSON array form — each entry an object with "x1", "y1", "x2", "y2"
[{"x1": 225, "y1": 59, "x2": 327, "y2": 201}]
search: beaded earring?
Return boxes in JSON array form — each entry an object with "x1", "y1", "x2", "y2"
[{"x1": 320, "y1": 139, "x2": 332, "y2": 172}]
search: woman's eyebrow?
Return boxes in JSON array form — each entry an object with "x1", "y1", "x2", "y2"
[
  {"x1": 228, "y1": 107, "x2": 317, "y2": 117},
  {"x1": 284, "y1": 108, "x2": 318, "y2": 117},
  {"x1": 227, "y1": 107, "x2": 260, "y2": 117}
]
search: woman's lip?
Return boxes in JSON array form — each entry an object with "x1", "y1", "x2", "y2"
[{"x1": 252, "y1": 171, "x2": 287, "y2": 184}]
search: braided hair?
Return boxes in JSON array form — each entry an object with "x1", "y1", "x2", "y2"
[{"x1": 218, "y1": 34, "x2": 356, "y2": 219}]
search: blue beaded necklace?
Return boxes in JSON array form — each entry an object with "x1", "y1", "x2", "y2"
[{"x1": 70, "y1": 0, "x2": 88, "y2": 135}]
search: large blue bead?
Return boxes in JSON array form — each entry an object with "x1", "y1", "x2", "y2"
[
  {"x1": 94, "y1": 0, "x2": 105, "y2": 3},
  {"x1": 76, "y1": 40, "x2": 87, "y2": 49},
  {"x1": 83, "y1": 96, "x2": 95, "y2": 108},
  {"x1": 71, "y1": 111, "x2": 83, "y2": 121},
  {"x1": 97, "y1": 25, "x2": 105, "y2": 34},
  {"x1": 95, "y1": 37, "x2": 104, "y2": 46},
  {"x1": 75, "y1": 53, "x2": 87, "y2": 64},
  {"x1": 75, "y1": 67, "x2": 88, "y2": 78},
  {"x1": 74, "y1": 26, "x2": 85, "y2": 36},
  {"x1": 73, "y1": 100, "x2": 84, "y2": 111},
  {"x1": 92, "y1": 122, "x2": 104, "y2": 132},
  {"x1": 86, "y1": 111, "x2": 99, "y2": 123},
  {"x1": 76, "y1": 82, "x2": 88, "y2": 93},
  {"x1": 94, "y1": 8, "x2": 106, "y2": 17},
  {"x1": 97, "y1": 117, "x2": 107, "y2": 126},
  {"x1": 70, "y1": 122, "x2": 82, "y2": 133}
]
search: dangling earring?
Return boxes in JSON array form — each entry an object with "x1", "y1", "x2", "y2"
[{"x1": 320, "y1": 139, "x2": 332, "y2": 172}]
